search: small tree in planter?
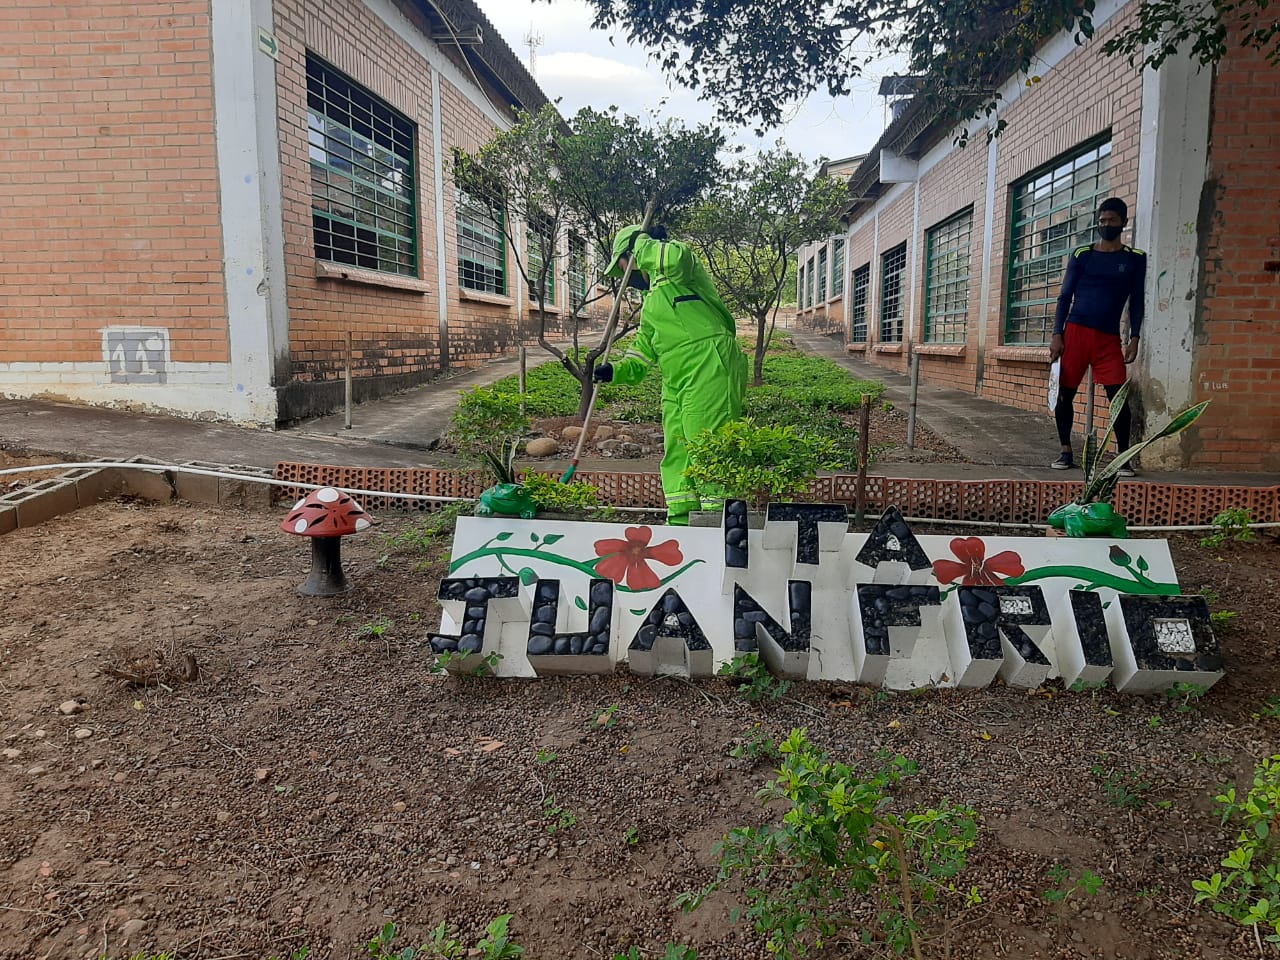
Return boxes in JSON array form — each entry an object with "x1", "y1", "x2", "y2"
[
  {"x1": 684, "y1": 417, "x2": 844, "y2": 515},
  {"x1": 474, "y1": 438, "x2": 538, "y2": 520},
  {"x1": 1048, "y1": 383, "x2": 1210, "y2": 537}
]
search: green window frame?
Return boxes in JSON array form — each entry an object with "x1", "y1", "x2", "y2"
[
  {"x1": 817, "y1": 246, "x2": 828, "y2": 302},
  {"x1": 1006, "y1": 137, "x2": 1112, "y2": 344},
  {"x1": 879, "y1": 243, "x2": 907, "y2": 342},
  {"x1": 832, "y1": 238, "x2": 845, "y2": 297},
  {"x1": 567, "y1": 233, "x2": 587, "y2": 315},
  {"x1": 526, "y1": 214, "x2": 556, "y2": 306},
  {"x1": 924, "y1": 208, "x2": 973, "y2": 343},
  {"x1": 850, "y1": 263, "x2": 870, "y2": 343},
  {"x1": 307, "y1": 54, "x2": 418, "y2": 277},
  {"x1": 456, "y1": 186, "x2": 506, "y2": 295},
  {"x1": 806, "y1": 255, "x2": 815, "y2": 307}
]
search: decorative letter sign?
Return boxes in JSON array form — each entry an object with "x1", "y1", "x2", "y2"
[{"x1": 433, "y1": 506, "x2": 1224, "y2": 693}]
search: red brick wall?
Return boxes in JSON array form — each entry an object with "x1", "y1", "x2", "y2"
[
  {"x1": 1189, "y1": 29, "x2": 1280, "y2": 472},
  {"x1": 0, "y1": 1, "x2": 226, "y2": 364}
]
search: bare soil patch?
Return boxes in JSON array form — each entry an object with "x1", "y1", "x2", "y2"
[{"x1": 1, "y1": 498, "x2": 1277, "y2": 960}]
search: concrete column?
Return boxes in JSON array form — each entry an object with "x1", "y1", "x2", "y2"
[{"x1": 1132, "y1": 51, "x2": 1213, "y2": 461}]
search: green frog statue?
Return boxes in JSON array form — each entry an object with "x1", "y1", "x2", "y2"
[
  {"x1": 1047, "y1": 501, "x2": 1128, "y2": 538},
  {"x1": 476, "y1": 482, "x2": 538, "y2": 520}
]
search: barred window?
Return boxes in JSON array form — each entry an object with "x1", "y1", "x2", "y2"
[
  {"x1": 817, "y1": 246, "x2": 828, "y2": 302},
  {"x1": 568, "y1": 233, "x2": 587, "y2": 315},
  {"x1": 526, "y1": 213, "x2": 556, "y2": 306},
  {"x1": 924, "y1": 209, "x2": 973, "y2": 343},
  {"x1": 456, "y1": 186, "x2": 506, "y2": 295},
  {"x1": 850, "y1": 263, "x2": 870, "y2": 343},
  {"x1": 307, "y1": 54, "x2": 417, "y2": 276},
  {"x1": 832, "y1": 238, "x2": 845, "y2": 297},
  {"x1": 805, "y1": 255, "x2": 815, "y2": 307},
  {"x1": 1006, "y1": 138, "x2": 1111, "y2": 344},
  {"x1": 879, "y1": 244, "x2": 907, "y2": 343}
]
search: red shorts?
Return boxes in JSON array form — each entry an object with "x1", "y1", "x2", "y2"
[{"x1": 1059, "y1": 323, "x2": 1126, "y2": 389}]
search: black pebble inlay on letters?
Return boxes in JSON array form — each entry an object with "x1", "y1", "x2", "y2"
[
  {"x1": 856, "y1": 505, "x2": 932, "y2": 570},
  {"x1": 429, "y1": 576, "x2": 520, "y2": 655}
]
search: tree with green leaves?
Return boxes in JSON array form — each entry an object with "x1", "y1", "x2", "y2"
[
  {"x1": 459, "y1": 104, "x2": 725, "y2": 420},
  {"x1": 567, "y1": 0, "x2": 1277, "y2": 133},
  {"x1": 682, "y1": 148, "x2": 846, "y2": 385}
]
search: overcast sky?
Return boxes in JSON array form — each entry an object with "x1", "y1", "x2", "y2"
[{"x1": 480, "y1": 0, "x2": 904, "y2": 168}]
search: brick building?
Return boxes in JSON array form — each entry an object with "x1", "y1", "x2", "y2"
[
  {"x1": 796, "y1": 0, "x2": 1280, "y2": 472},
  {"x1": 0, "y1": 0, "x2": 595, "y2": 425}
]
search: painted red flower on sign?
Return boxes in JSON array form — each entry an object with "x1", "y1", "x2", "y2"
[
  {"x1": 932, "y1": 537, "x2": 1025, "y2": 586},
  {"x1": 593, "y1": 526, "x2": 683, "y2": 591}
]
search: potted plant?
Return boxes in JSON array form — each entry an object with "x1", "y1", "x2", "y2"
[
  {"x1": 1047, "y1": 382, "x2": 1210, "y2": 537},
  {"x1": 474, "y1": 438, "x2": 538, "y2": 519},
  {"x1": 684, "y1": 417, "x2": 844, "y2": 525}
]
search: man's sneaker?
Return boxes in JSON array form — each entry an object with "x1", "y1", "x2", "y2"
[
  {"x1": 1116, "y1": 462, "x2": 1138, "y2": 478},
  {"x1": 1050, "y1": 452, "x2": 1074, "y2": 470}
]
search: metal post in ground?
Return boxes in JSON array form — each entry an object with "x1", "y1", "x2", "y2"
[
  {"x1": 906, "y1": 351, "x2": 921, "y2": 449},
  {"x1": 1084, "y1": 369, "x2": 1096, "y2": 448},
  {"x1": 344, "y1": 332, "x2": 353, "y2": 431},
  {"x1": 855, "y1": 393, "x2": 871, "y2": 523},
  {"x1": 518, "y1": 346, "x2": 527, "y2": 417}
]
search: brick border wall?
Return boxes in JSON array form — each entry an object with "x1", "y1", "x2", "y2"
[{"x1": 275, "y1": 461, "x2": 1280, "y2": 527}]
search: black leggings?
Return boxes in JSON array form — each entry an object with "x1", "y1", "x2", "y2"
[{"x1": 1055, "y1": 382, "x2": 1131, "y2": 450}]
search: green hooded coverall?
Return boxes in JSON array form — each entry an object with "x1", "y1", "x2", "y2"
[{"x1": 604, "y1": 229, "x2": 748, "y2": 525}]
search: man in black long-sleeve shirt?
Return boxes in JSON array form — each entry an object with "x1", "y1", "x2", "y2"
[{"x1": 1048, "y1": 197, "x2": 1146, "y2": 475}]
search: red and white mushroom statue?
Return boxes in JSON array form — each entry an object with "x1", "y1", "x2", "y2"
[{"x1": 280, "y1": 487, "x2": 373, "y2": 596}]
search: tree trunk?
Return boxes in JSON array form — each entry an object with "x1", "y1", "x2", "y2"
[{"x1": 753, "y1": 311, "x2": 769, "y2": 386}]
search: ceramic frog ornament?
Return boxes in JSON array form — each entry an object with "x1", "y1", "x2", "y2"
[
  {"x1": 476, "y1": 482, "x2": 537, "y2": 520},
  {"x1": 1047, "y1": 501, "x2": 1129, "y2": 538}
]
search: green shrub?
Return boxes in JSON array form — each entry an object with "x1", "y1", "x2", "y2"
[
  {"x1": 1201, "y1": 508, "x2": 1256, "y2": 549},
  {"x1": 718, "y1": 652, "x2": 791, "y2": 702},
  {"x1": 685, "y1": 418, "x2": 844, "y2": 509},
  {"x1": 448, "y1": 387, "x2": 530, "y2": 463},
  {"x1": 522, "y1": 472, "x2": 603, "y2": 515},
  {"x1": 677, "y1": 728, "x2": 980, "y2": 958}
]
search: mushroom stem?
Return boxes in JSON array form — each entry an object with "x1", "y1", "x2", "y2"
[{"x1": 299, "y1": 536, "x2": 348, "y2": 597}]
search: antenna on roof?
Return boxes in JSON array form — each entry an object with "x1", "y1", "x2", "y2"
[{"x1": 524, "y1": 26, "x2": 544, "y2": 77}]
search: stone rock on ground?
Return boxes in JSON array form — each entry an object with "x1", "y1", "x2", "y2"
[{"x1": 524, "y1": 437, "x2": 559, "y2": 457}]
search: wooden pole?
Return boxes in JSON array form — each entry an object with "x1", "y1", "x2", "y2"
[
  {"x1": 855, "y1": 393, "x2": 871, "y2": 523},
  {"x1": 344, "y1": 332, "x2": 353, "y2": 431}
]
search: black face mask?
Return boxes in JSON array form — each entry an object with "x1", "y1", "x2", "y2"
[
  {"x1": 1097, "y1": 224, "x2": 1123, "y2": 242},
  {"x1": 626, "y1": 272, "x2": 649, "y2": 291}
]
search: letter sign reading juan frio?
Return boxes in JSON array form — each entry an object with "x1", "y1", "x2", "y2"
[{"x1": 432, "y1": 504, "x2": 1224, "y2": 693}]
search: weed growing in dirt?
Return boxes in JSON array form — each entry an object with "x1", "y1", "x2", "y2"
[
  {"x1": 1091, "y1": 763, "x2": 1153, "y2": 809},
  {"x1": 1148, "y1": 716, "x2": 1162, "y2": 729},
  {"x1": 591, "y1": 703, "x2": 620, "y2": 730},
  {"x1": 1042, "y1": 864, "x2": 1104, "y2": 903},
  {"x1": 612, "y1": 946, "x2": 698, "y2": 960},
  {"x1": 357, "y1": 614, "x2": 394, "y2": 640},
  {"x1": 432, "y1": 650, "x2": 503, "y2": 678},
  {"x1": 678, "y1": 728, "x2": 980, "y2": 959},
  {"x1": 535, "y1": 748, "x2": 557, "y2": 765},
  {"x1": 1255, "y1": 697, "x2": 1280, "y2": 721},
  {"x1": 718, "y1": 653, "x2": 792, "y2": 702},
  {"x1": 728, "y1": 725, "x2": 780, "y2": 765},
  {"x1": 624, "y1": 825, "x2": 641, "y2": 846},
  {"x1": 1200, "y1": 508, "x2": 1256, "y2": 549},
  {"x1": 1069, "y1": 678, "x2": 1108, "y2": 696},
  {"x1": 1192, "y1": 754, "x2": 1280, "y2": 946},
  {"x1": 1165, "y1": 681, "x2": 1209, "y2": 713},
  {"x1": 542, "y1": 795, "x2": 577, "y2": 833},
  {"x1": 368, "y1": 917, "x2": 524, "y2": 960},
  {"x1": 1210, "y1": 609, "x2": 1239, "y2": 633},
  {"x1": 378, "y1": 503, "x2": 468, "y2": 569}
]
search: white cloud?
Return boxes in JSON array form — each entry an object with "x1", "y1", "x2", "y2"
[{"x1": 479, "y1": 0, "x2": 902, "y2": 166}]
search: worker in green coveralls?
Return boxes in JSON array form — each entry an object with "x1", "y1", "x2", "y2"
[{"x1": 593, "y1": 224, "x2": 748, "y2": 525}]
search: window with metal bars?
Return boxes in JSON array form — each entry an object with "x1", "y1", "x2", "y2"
[
  {"x1": 924, "y1": 209, "x2": 973, "y2": 343},
  {"x1": 832, "y1": 238, "x2": 845, "y2": 297},
  {"x1": 797, "y1": 262, "x2": 805, "y2": 305},
  {"x1": 805, "y1": 255, "x2": 815, "y2": 307},
  {"x1": 817, "y1": 246, "x2": 828, "y2": 302},
  {"x1": 307, "y1": 54, "x2": 417, "y2": 277},
  {"x1": 879, "y1": 244, "x2": 907, "y2": 342},
  {"x1": 1006, "y1": 137, "x2": 1111, "y2": 344},
  {"x1": 526, "y1": 213, "x2": 556, "y2": 305},
  {"x1": 567, "y1": 233, "x2": 587, "y2": 315},
  {"x1": 455, "y1": 183, "x2": 506, "y2": 295},
  {"x1": 850, "y1": 263, "x2": 870, "y2": 342}
]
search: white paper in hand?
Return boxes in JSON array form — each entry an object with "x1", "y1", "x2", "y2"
[{"x1": 1047, "y1": 360, "x2": 1061, "y2": 413}]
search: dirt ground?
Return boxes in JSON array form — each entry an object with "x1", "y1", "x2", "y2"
[{"x1": 1, "y1": 492, "x2": 1278, "y2": 960}]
